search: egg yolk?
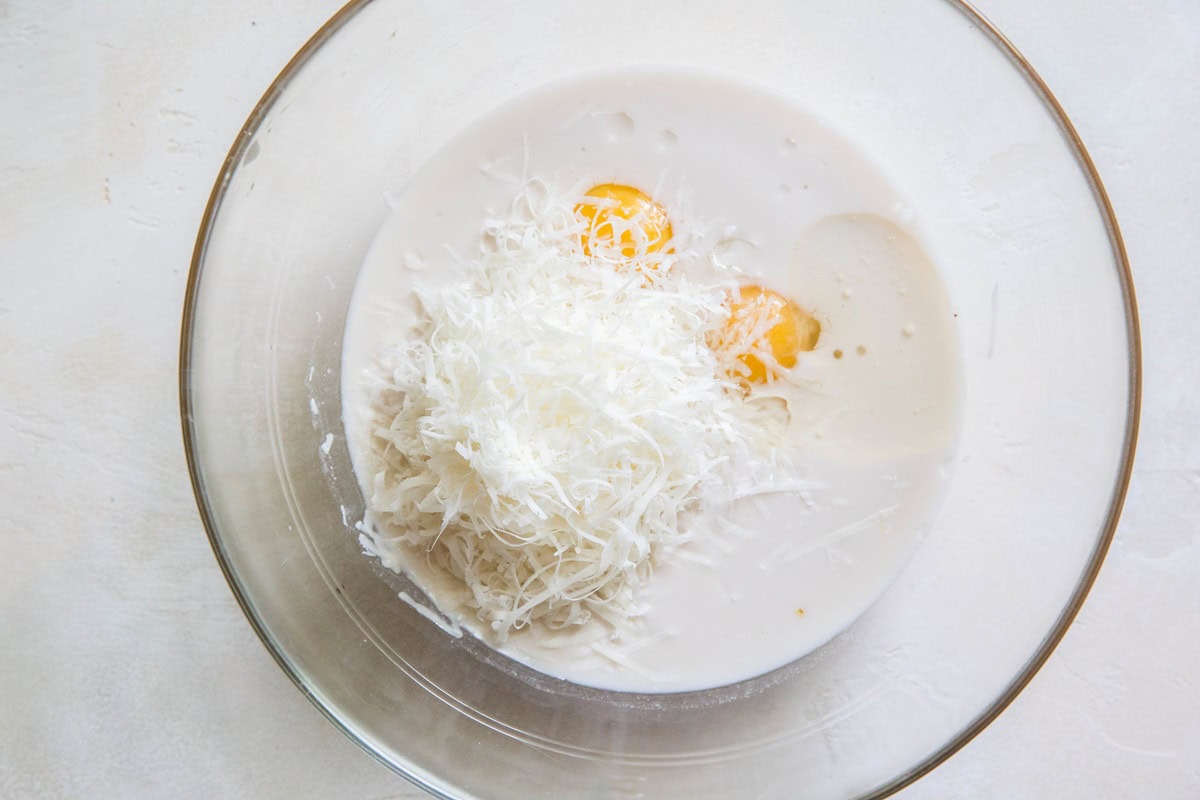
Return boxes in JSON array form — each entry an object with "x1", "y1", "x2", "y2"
[
  {"x1": 575, "y1": 183, "x2": 673, "y2": 258},
  {"x1": 716, "y1": 285, "x2": 821, "y2": 384}
]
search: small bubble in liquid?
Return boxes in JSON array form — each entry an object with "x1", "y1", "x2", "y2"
[
  {"x1": 599, "y1": 111, "x2": 634, "y2": 141},
  {"x1": 658, "y1": 129, "x2": 679, "y2": 150},
  {"x1": 892, "y1": 202, "x2": 916, "y2": 224},
  {"x1": 781, "y1": 136, "x2": 798, "y2": 154},
  {"x1": 779, "y1": 183, "x2": 792, "y2": 196}
]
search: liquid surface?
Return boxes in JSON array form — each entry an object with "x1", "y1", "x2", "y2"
[{"x1": 341, "y1": 69, "x2": 961, "y2": 692}]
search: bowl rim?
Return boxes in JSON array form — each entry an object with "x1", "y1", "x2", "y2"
[{"x1": 178, "y1": 1, "x2": 1142, "y2": 797}]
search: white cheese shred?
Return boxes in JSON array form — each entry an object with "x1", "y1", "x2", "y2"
[
  {"x1": 364, "y1": 180, "x2": 775, "y2": 641},
  {"x1": 398, "y1": 591, "x2": 464, "y2": 639}
]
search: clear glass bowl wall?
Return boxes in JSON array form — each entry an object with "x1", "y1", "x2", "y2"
[{"x1": 181, "y1": 1, "x2": 1138, "y2": 798}]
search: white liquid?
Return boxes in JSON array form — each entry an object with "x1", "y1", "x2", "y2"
[{"x1": 341, "y1": 68, "x2": 961, "y2": 693}]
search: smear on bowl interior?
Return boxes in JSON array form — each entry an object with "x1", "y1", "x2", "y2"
[{"x1": 340, "y1": 68, "x2": 962, "y2": 693}]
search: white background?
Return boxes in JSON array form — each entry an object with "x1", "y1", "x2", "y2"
[{"x1": 1, "y1": 1, "x2": 1197, "y2": 797}]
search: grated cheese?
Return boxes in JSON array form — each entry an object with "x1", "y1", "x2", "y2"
[{"x1": 363, "y1": 181, "x2": 776, "y2": 640}]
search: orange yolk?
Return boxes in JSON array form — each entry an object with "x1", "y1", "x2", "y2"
[
  {"x1": 716, "y1": 285, "x2": 820, "y2": 384},
  {"x1": 575, "y1": 183, "x2": 673, "y2": 258}
]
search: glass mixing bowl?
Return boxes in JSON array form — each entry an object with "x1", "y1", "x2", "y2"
[{"x1": 180, "y1": 1, "x2": 1139, "y2": 797}]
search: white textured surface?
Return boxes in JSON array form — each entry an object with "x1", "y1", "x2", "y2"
[{"x1": 0, "y1": 1, "x2": 1196, "y2": 798}]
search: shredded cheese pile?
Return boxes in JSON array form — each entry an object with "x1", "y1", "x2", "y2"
[{"x1": 366, "y1": 182, "x2": 766, "y2": 639}]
